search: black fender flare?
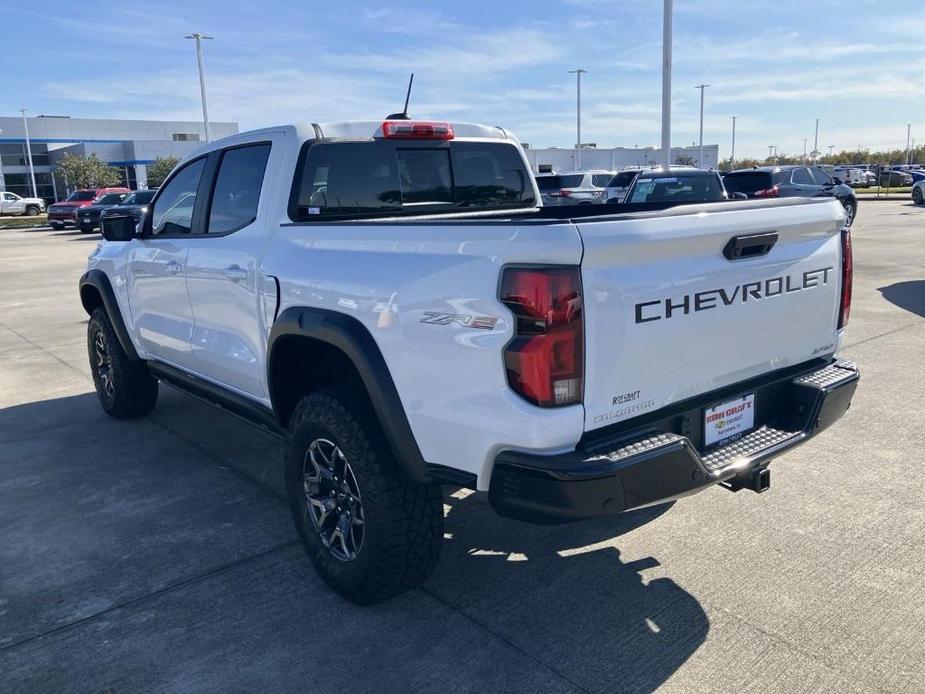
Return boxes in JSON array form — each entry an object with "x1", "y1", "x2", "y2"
[
  {"x1": 267, "y1": 306, "x2": 430, "y2": 484},
  {"x1": 79, "y1": 269, "x2": 140, "y2": 361}
]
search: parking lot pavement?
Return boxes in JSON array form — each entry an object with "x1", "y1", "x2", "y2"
[{"x1": 1, "y1": 204, "x2": 923, "y2": 693}]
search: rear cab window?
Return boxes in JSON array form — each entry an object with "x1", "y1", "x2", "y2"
[
  {"x1": 290, "y1": 139, "x2": 535, "y2": 221},
  {"x1": 608, "y1": 171, "x2": 639, "y2": 188},
  {"x1": 723, "y1": 172, "x2": 774, "y2": 195},
  {"x1": 628, "y1": 174, "x2": 724, "y2": 203},
  {"x1": 536, "y1": 174, "x2": 583, "y2": 191}
]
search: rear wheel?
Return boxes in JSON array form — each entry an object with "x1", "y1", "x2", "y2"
[
  {"x1": 87, "y1": 307, "x2": 158, "y2": 418},
  {"x1": 913, "y1": 187, "x2": 924, "y2": 205},
  {"x1": 842, "y1": 199, "x2": 857, "y2": 227},
  {"x1": 285, "y1": 390, "x2": 443, "y2": 604}
]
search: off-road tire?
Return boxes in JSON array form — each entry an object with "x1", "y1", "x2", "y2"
[
  {"x1": 87, "y1": 307, "x2": 158, "y2": 418},
  {"x1": 842, "y1": 199, "x2": 857, "y2": 228},
  {"x1": 285, "y1": 390, "x2": 443, "y2": 605},
  {"x1": 24, "y1": 205, "x2": 41, "y2": 216}
]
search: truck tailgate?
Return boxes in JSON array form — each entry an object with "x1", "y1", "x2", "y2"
[{"x1": 578, "y1": 198, "x2": 846, "y2": 433}]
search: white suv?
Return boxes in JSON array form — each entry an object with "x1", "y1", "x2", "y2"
[{"x1": 535, "y1": 170, "x2": 615, "y2": 205}]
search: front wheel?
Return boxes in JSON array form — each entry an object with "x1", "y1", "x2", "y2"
[
  {"x1": 87, "y1": 307, "x2": 158, "y2": 418},
  {"x1": 913, "y1": 187, "x2": 924, "y2": 205},
  {"x1": 49, "y1": 221, "x2": 64, "y2": 231},
  {"x1": 842, "y1": 199, "x2": 857, "y2": 227},
  {"x1": 285, "y1": 391, "x2": 443, "y2": 605},
  {"x1": 79, "y1": 224, "x2": 95, "y2": 234},
  {"x1": 24, "y1": 205, "x2": 41, "y2": 216}
]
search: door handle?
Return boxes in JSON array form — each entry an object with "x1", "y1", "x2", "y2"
[
  {"x1": 166, "y1": 261, "x2": 183, "y2": 275},
  {"x1": 723, "y1": 232, "x2": 778, "y2": 260},
  {"x1": 224, "y1": 265, "x2": 248, "y2": 282}
]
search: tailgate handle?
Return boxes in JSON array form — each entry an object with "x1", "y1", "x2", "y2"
[{"x1": 723, "y1": 232, "x2": 778, "y2": 261}]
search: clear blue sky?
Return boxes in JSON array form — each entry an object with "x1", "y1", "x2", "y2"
[{"x1": 3, "y1": 0, "x2": 920, "y2": 159}]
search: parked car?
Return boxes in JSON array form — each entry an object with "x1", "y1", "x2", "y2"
[
  {"x1": 877, "y1": 170, "x2": 913, "y2": 187},
  {"x1": 534, "y1": 170, "x2": 615, "y2": 205},
  {"x1": 620, "y1": 169, "x2": 733, "y2": 205},
  {"x1": 82, "y1": 118, "x2": 858, "y2": 604},
  {"x1": 833, "y1": 167, "x2": 870, "y2": 188},
  {"x1": 99, "y1": 189, "x2": 157, "y2": 228},
  {"x1": 47, "y1": 187, "x2": 130, "y2": 230},
  {"x1": 906, "y1": 170, "x2": 925, "y2": 184},
  {"x1": 76, "y1": 192, "x2": 130, "y2": 233},
  {"x1": 723, "y1": 165, "x2": 857, "y2": 226},
  {"x1": 912, "y1": 179, "x2": 925, "y2": 205},
  {"x1": 0, "y1": 191, "x2": 46, "y2": 216}
]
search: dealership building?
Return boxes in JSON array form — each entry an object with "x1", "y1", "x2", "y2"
[
  {"x1": 522, "y1": 143, "x2": 720, "y2": 173},
  {"x1": 0, "y1": 115, "x2": 238, "y2": 202}
]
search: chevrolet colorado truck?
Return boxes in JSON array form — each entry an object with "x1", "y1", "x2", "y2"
[{"x1": 80, "y1": 119, "x2": 859, "y2": 604}]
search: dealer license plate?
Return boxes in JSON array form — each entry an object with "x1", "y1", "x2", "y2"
[{"x1": 704, "y1": 393, "x2": 755, "y2": 447}]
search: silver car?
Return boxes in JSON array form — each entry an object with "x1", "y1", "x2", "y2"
[{"x1": 535, "y1": 170, "x2": 616, "y2": 206}]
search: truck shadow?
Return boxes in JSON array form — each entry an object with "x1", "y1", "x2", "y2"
[
  {"x1": 429, "y1": 491, "x2": 709, "y2": 691},
  {"x1": 0, "y1": 389, "x2": 707, "y2": 692},
  {"x1": 878, "y1": 280, "x2": 925, "y2": 317}
]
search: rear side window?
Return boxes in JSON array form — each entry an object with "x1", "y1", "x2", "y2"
[
  {"x1": 811, "y1": 168, "x2": 832, "y2": 185},
  {"x1": 723, "y1": 172, "x2": 772, "y2": 195},
  {"x1": 792, "y1": 168, "x2": 813, "y2": 185},
  {"x1": 591, "y1": 174, "x2": 612, "y2": 187},
  {"x1": 291, "y1": 140, "x2": 534, "y2": 220},
  {"x1": 208, "y1": 143, "x2": 271, "y2": 233},
  {"x1": 608, "y1": 171, "x2": 639, "y2": 188},
  {"x1": 151, "y1": 158, "x2": 206, "y2": 235}
]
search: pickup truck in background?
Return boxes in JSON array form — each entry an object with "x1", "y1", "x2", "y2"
[
  {"x1": 80, "y1": 118, "x2": 859, "y2": 604},
  {"x1": 0, "y1": 191, "x2": 45, "y2": 216}
]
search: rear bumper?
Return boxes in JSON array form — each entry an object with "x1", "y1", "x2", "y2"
[{"x1": 489, "y1": 359, "x2": 859, "y2": 524}]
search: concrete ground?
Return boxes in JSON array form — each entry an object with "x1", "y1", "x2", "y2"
[{"x1": 1, "y1": 202, "x2": 923, "y2": 693}]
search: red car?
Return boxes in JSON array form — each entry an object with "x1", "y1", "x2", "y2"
[{"x1": 47, "y1": 187, "x2": 130, "y2": 230}]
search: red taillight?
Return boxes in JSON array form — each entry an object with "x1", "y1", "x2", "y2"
[
  {"x1": 753, "y1": 185, "x2": 780, "y2": 198},
  {"x1": 500, "y1": 267, "x2": 584, "y2": 407},
  {"x1": 381, "y1": 120, "x2": 454, "y2": 140},
  {"x1": 548, "y1": 190, "x2": 572, "y2": 198},
  {"x1": 838, "y1": 228, "x2": 853, "y2": 329}
]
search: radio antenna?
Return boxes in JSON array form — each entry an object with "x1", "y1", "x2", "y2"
[{"x1": 386, "y1": 73, "x2": 414, "y2": 120}]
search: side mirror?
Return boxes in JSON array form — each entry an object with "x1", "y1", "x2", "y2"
[{"x1": 101, "y1": 215, "x2": 137, "y2": 242}]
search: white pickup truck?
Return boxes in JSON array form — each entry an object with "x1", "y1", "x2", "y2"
[
  {"x1": 0, "y1": 191, "x2": 45, "y2": 216},
  {"x1": 80, "y1": 118, "x2": 859, "y2": 604}
]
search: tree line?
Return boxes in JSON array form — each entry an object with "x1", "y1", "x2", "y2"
[
  {"x1": 719, "y1": 145, "x2": 924, "y2": 171},
  {"x1": 54, "y1": 154, "x2": 180, "y2": 190}
]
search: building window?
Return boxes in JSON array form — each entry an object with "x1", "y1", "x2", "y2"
[{"x1": 172, "y1": 133, "x2": 201, "y2": 142}]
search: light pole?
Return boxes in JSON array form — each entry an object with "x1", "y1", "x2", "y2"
[
  {"x1": 660, "y1": 0, "x2": 673, "y2": 170},
  {"x1": 803, "y1": 138, "x2": 808, "y2": 162},
  {"x1": 730, "y1": 116, "x2": 736, "y2": 165},
  {"x1": 906, "y1": 124, "x2": 912, "y2": 165},
  {"x1": 20, "y1": 110, "x2": 38, "y2": 199},
  {"x1": 185, "y1": 33, "x2": 214, "y2": 142},
  {"x1": 568, "y1": 68, "x2": 587, "y2": 170},
  {"x1": 812, "y1": 118, "x2": 820, "y2": 162},
  {"x1": 694, "y1": 83, "x2": 709, "y2": 168},
  {"x1": 768, "y1": 145, "x2": 774, "y2": 161},
  {"x1": 828, "y1": 145, "x2": 835, "y2": 157}
]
